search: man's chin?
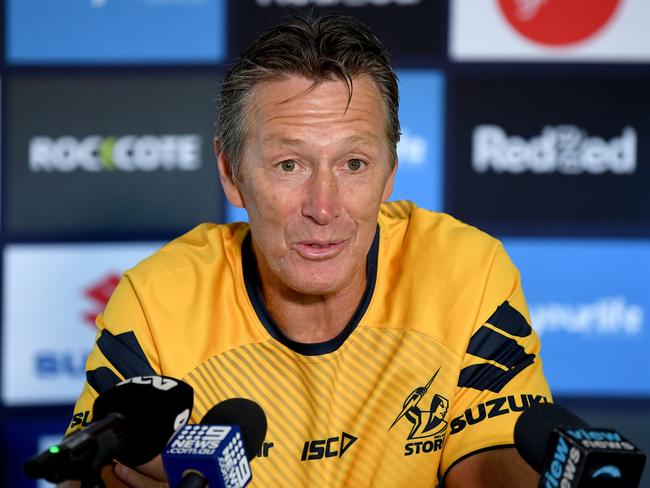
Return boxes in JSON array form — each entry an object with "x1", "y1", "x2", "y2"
[
  {"x1": 288, "y1": 280, "x2": 346, "y2": 297},
  {"x1": 274, "y1": 256, "x2": 366, "y2": 297},
  {"x1": 284, "y1": 270, "x2": 356, "y2": 297}
]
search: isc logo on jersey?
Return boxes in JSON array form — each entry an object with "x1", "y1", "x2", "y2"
[
  {"x1": 301, "y1": 432, "x2": 358, "y2": 461},
  {"x1": 472, "y1": 125, "x2": 637, "y2": 175},
  {"x1": 29, "y1": 135, "x2": 202, "y2": 172}
]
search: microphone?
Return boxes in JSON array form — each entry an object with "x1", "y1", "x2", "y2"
[
  {"x1": 24, "y1": 375, "x2": 193, "y2": 483},
  {"x1": 514, "y1": 402, "x2": 647, "y2": 487},
  {"x1": 162, "y1": 398, "x2": 268, "y2": 488}
]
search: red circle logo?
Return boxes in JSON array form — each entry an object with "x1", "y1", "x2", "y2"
[{"x1": 498, "y1": 0, "x2": 622, "y2": 46}]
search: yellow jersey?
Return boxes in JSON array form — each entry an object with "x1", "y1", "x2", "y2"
[{"x1": 67, "y1": 201, "x2": 551, "y2": 487}]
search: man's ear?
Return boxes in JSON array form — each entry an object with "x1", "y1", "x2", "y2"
[
  {"x1": 382, "y1": 157, "x2": 398, "y2": 202},
  {"x1": 215, "y1": 138, "x2": 245, "y2": 208}
]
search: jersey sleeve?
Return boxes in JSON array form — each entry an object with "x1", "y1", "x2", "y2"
[
  {"x1": 65, "y1": 273, "x2": 161, "y2": 436},
  {"x1": 439, "y1": 242, "x2": 552, "y2": 478}
]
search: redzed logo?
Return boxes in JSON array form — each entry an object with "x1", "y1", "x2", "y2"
[
  {"x1": 498, "y1": 0, "x2": 621, "y2": 46},
  {"x1": 82, "y1": 273, "x2": 120, "y2": 327}
]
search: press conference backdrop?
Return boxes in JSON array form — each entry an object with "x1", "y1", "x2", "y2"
[{"x1": 0, "y1": 0, "x2": 649, "y2": 486}]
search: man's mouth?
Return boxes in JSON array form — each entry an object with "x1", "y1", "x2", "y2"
[{"x1": 294, "y1": 240, "x2": 347, "y2": 259}]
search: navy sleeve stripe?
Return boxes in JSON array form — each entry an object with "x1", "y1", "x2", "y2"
[
  {"x1": 485, "y1": 301, "x2": 532, "y2": 337},
  {"x1": 459, "y1": 300, "x2": 537, "y2": 392},
  {"x1": 466, "y1": 326, "x2": 531, "y2": 369},
  {"x1": 96, "y1": 329, "x2": 156, "y2": 380},
  {"x1": 86, "y1": 366, "x2": 121, "y2": 395},
  {"x1": 458, "y1": 358, "x2": 535, "y2": 393}
]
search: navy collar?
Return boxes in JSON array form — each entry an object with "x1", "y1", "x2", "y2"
[{"x1": 242, "y1": 228, "x2": 379, "y2": 356}]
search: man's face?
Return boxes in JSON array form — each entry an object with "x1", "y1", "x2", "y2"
[
  {"x1": 432, "y1": 396, "x2": 449, "y2": 419},
  {"x1": 219, "y1": 75, "x2": 396, "y2": 296}
]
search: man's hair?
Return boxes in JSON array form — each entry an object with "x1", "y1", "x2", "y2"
[{"x1": 216, "y1": 14, "x2": 400, "y2": 180}]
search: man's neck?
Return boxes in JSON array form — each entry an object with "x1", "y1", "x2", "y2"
[{"x1": 259, "y1": 271, "x2": 367, "y2": 344}]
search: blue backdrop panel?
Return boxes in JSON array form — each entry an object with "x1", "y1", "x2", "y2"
[
  {"x1": 7, "y1": 0, "x2": 226, "y2": 64},
  {"x1": 391, "y1": 70, "x2": 445, "y2": 212},
  {"x1": 504, "y1": 238, "x2": 650, "y2": 396}
]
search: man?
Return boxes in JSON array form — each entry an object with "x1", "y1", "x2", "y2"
[{"x1": 65, "y1": 14, "x2": 551, "y2": 487}]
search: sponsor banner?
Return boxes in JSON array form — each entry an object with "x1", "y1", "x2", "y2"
[
  {"x1": 227, "y1": 0, "x2": 445, "y2": 62},
  {"x1": 446, "y1": 72, "x2": 650, "y2": 236},
  {"x1": 7, "y1": 0, "x2": 225, "y2": 64},
  {"x1": 503, "y1": 238, "x2": 650, "y2": 395},
  {"x1": 225, "y1": 69, "x2": 445, "y2": 222},
  {"x1": 1, "y1": 242, "x2": 162, "y2": 406},
  {"x1": 7, "y1": 75, "x2": 224, "y2": 236},
  {"x1": 450, "y1": 0, "x2": 650, "y2": 62}
]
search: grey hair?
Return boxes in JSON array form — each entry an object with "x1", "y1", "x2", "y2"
[{"x1": 216, "y1": 14, "x2": 400, "y2": 181}]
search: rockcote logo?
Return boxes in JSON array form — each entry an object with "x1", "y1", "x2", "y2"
[
  {"x1": 29, "y1": 135, "x2": 202, "y2": 173},
  {"x1": 498, "y1": 0, "x2": 621, "y2": 46}
]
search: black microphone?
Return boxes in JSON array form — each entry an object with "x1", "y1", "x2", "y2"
[
  {"x1": 24, "y1": 375, "x2": 194, "y2": 483},
  {"x1": 514, "y1": 402, "x2": 646, "y2": 487},
  {"x1": 162, "y1": 398, "x2": 268, "y2": 488}
]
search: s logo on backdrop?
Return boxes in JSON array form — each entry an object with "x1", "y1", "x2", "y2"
[{"x1": 498, "y1": 0, "x2": 621, "y2": 46}]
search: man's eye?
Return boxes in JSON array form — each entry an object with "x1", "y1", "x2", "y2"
[
  {"x1": 347, "y1": 159, "x2": 364, "y2": 171},
  {"x1": 279, "y1": 160, "x2": 296, "y2": 172}
]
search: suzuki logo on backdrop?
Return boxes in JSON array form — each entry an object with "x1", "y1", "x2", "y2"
[
  {"x1": 498, "y1": 0, "x2": 621, "y2": 46},
  {"x1": 530, "y1": 297, "x2": 644, "y2": 337},
  {"x1": 35, "y1": 351, "x2": 89, "y2": 378},
  {"x1": 472, "y1": 125, "x2": 637, "y2": 175},
  {"x1": 82, "y1": 273, "x2": 120, "y2": 327},
  {"x1": 29, "y1": 134, "x2": 202, "y2": 172}
]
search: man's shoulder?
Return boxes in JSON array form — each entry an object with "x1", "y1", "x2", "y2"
[
  {"x1": 375, "y1": 201, "x2": 510, "y2": 352},
  {"x1": 126, "y1": 222, "x2": 250, "y2": 283},
  {"x1": 379, "y1": 201, "x2": 501, "y2": 265}
]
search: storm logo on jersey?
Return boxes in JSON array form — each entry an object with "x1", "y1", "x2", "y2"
[{"x1": 390, "y1": 368, "x2": 449, "y2": 456}]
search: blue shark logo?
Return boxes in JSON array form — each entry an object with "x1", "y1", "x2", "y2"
[{"x1": 592, "y1": 465, "x2": 622, "y2": 479}]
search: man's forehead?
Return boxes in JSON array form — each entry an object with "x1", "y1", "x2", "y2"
[
  {"x1": 239, "y1": 75, "x2": 392, "y2": 159},
  {"x1": 260, "y1": 132, "x2": 382, "y2": 147},
  {"x1": 246, "y1": 75, "x2": 383, "y2": 116}
]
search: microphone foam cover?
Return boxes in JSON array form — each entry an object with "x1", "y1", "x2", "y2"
[
  {"x1": 201, "y1": 398, "x2": 267, "y2": 461},
  {"x1": 92, "y1": 376, "x2": 193, "y2": 466},
  {"x1": 514, "y1": 402, "x2": 589, "y2": 472}
]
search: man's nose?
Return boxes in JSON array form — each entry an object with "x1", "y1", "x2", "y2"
[{"x1": 302, "y1": 166, "x2": 341, "y2": 225}]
